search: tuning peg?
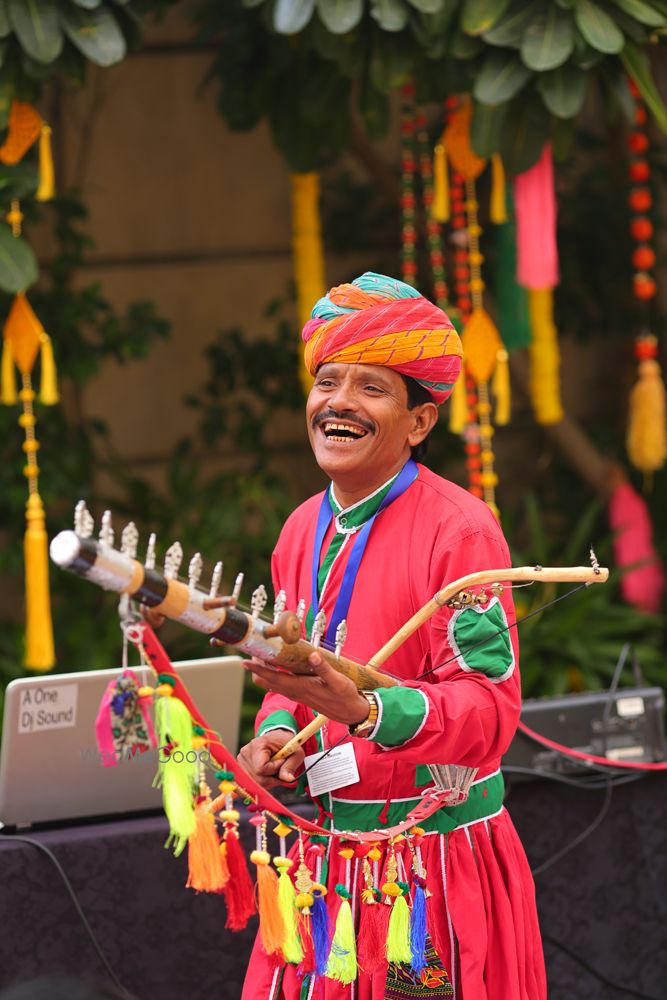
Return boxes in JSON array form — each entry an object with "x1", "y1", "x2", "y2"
[
  {"x1": 251, "y1": 585, "x2": 268, "y2": 624},
  {"x1": 164, "y1": 542, "x2": 183, "y2": 580},
  {"x1": 209, "y1": 561, "x2": 223, "y2": 599},
  {"x1": 145, "y1": 533, "x2": 156, "y2": 570},
  {"x1": 311, "y1": 610, "x2": 326, "y2": 649},
  {"x1": 99, "y1": 510, "x2": 114, "y2": 548},
  {"x1": 334, "y1": 619, "x2": 347, "y2": 659},
  {"x1": 232, "y1": 572, "x2": 243, "y2": 603},
  {"x1": 296, "y1": 598, "x2": 306, "y2": 623},
  {"x1": 188, "y1": 552, "x2": 203, "y2": 589},
  {"x1": 120, "y1": 522, "x2": 139, "y2": 560},
  {"x1": 273, "y1": 589, "x2": 286, "y2": 624},
  {"x1": 74, "y1": 500, "x2": 94, "y2": 538}
]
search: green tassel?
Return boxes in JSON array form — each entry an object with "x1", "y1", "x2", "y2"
[
  {"x1": 154, "y1": 695, "x2": 196, "y2": 856},
  {"x1": 326, "y1": 886, "x2": 357, "y2": 985},
  {"x1": 386, "y1": 884, "x2": 412, "y2": 964}
]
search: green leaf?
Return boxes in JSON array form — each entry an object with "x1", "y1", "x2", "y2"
[
  {"x1": 621, "y1": 41, "x2": 667, "y2": 132},
  {"x1": 0, "y1": 80, "x2": 13, "y2": 129},
  {"x1": 8, "y1": 0, "x2": 63, "y2": 63},
  {"x1": 0, "y1": 162, "x2": 39, "y2": 200},
  {"x1": 274, "y1": 0, "x2": 316, "y2": 33},
  {"x1": 404, "y1": 0, "x2": 444, "y2": 9},
  {"x1": 574, "y1": 0, "x2": 624, "y2": 52},
  {"x1": 460, "y1": 0, "x2": 512, "y2": 35},
  {"x1": 470, "y1": 100, "x2": 508, "y2": 156},
  {"x1": 612, "y1": 0, "x2": 665, "y2": 26},
  {"x1": 71, "y1": 0, "x2": 102, "y2": 8},
  {"x1": 61, "y1": 5, "x2": 126, "y2": 66},
  {"x1": 483, "y1": 0, "x2": 541, "y2": 46},
  {"x1": 370, "y1": 32, "x2": 413, "y2": 90},
  {"x1": 497, "y1": 95, "x2": 551, "y2": 174},
  {"x1": 473, "y1": 49, "x2": 533, "y2": 104},
  {"x1": 370, "y1": 0, "x2": 409, "y2": 30},
  {"x1": 0, "y1": 226, "x2": 38, "y2": 293},
  {"x1": 316, "y1": 0, "x2": 364, "y2": 33},
  {"x1": 273, "y1": 0, "x2": 315, "y2": 35},
  {"x1": 449, "y1": 25, "x2": 483, "y2": 56},
  {"x1": 0, "y1": 1, "x2": 10, "y2": 37},
  {"x1": 521, "y1": 4, "x2": 574, "y2": 70},
  {"x1": 537, "y1": 62, "x2": 587, "y2": 116}
]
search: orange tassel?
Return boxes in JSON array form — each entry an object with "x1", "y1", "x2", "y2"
[
  {"x1": 186, "y1": 802, "x2": 229, "y2": 893},
  {"x1": 251, "y1": 850, "x2": 286, "y2": 956}
]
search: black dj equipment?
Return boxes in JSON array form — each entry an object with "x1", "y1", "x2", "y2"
[{"x1": 502, "y1": 686, "x2": 666, "y2": 779}]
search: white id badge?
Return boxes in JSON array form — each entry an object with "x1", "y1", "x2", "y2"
[{"x1": 304, "y1": 742, "x2": 360, "y2": 797}]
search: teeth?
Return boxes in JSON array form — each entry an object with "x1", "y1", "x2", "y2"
[{"x1": 322, "y1": 421, "x2": 367, "y2": 439}]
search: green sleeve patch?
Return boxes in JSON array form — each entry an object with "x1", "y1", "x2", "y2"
[
  {"x1": 369, "y1": 686, "x2": 429, "y2": 747},
  {"x1": 449, "y1": 597, "x2": 514, "y2": 682},
  {"x1": 257, "y1": 709, "x2": 298, "y2": 737}
]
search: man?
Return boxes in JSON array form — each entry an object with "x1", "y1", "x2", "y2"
[{"x1": 238, "y1": 273, "x2": 546, "y2": 1000}]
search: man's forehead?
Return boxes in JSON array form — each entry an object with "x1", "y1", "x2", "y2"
[{"x1": 316, "y1": 362, "x2": 401, "y2": 385}]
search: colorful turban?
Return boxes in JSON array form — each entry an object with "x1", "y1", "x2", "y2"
[{"x1": 301, "y1": 272, "x2": 463, "y2": 404}]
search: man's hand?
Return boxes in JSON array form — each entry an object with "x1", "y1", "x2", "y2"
[
  {"x1": 237, "y1": 730, "x2": 306, "y2": 789},
  {"x1": 244, "y1": 651, "x2": 371, "y2": 727}
]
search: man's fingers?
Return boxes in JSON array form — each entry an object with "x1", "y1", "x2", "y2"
[{"x1": 277, "y1": 748, "x2": 305, "y2": 783}]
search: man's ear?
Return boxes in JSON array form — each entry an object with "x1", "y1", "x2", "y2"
[{"x1": 408, "y1": 402, "x2": 439, "y2": 447}]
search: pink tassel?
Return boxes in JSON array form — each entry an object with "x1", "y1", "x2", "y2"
[
  {"x1": 94, "y1": 678, "x2": 119, "y2": 767},
  {"x1": 609, "y1": 480, "x2": 666, "y2": 614},
  {"x1": 514, "y1": 144, "x2": 559, "y2": 289}
]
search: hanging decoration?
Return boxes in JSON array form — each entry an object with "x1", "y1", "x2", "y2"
[
  {"x1": 625, "y1": 81, "x2": 667, "y2": 477},
  {"x1": 439, "y1": 97, "x2": 510, "y2": 518},
  {"x1": 291, "y1": 172, "x2": 327, "y2": 395},
  {"x1": 513, "y1": 145, "x2": 564, "y2": 427}
]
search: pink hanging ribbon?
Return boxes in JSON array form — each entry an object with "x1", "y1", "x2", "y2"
[
  {"x1": 609, "y1": 480, "x2": 665, "y2": 615},
  {"x1": 514, "y1": 144, "x2": 559, "y2": 289}
]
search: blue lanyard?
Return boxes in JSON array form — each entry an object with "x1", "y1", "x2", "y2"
[{"x1": 310, "y1": 458, "x2": 418, "y2": 645}]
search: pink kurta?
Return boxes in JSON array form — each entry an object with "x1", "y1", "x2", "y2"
[{"x1": 243, "y1": 465, "x2": 546, "y2": 1000}]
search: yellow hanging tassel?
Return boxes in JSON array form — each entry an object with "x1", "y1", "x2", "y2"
[
  {"x1": 448, "y1": 368, "x2": 468, "y2": 434},
  {"x1": 24, "y1": 491, "x2": 55, "y2": 671},
  {"x1": 291, "y1": 172, "x2": 326, "y2": 396},
  {"x1": 490, "y1": 154, "x2": 507, "y2": 224},
  {"x1": 491, "y1": 347, "x2": 511, "y2": 425},
  {"x1": 1, "y1": 335, "x2": 17, "y2": 403},
  {"x1": 36, "y1": 123, "x2": 55, "y2": 202},
  {"x1": 527, "y1": 288, "x2": 564, "y2": 425},
  {"x1": 432, "y1": 139, "x2": 450, "y2": 222},
  {"x1": 39, "y1": 334, "x2": 59, "y2": 404},
  {"x1": 461, "y1": 307, "x2": 504, "y2": 384},
  {"x1": 275, "y1": 857, "x2": 304, "y2": 964},
  {"x1": 386, "y1": 886, "x2": 412, "y2": 964},
  {"x1": 326, "y1": 885, "x2": 357, "y2": 985},
  {"x1": 627, "y1": 357, "x2": 667, "y2": 474}
]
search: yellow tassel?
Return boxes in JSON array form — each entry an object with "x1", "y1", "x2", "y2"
[
  {"x1": 275, "y1": 858, "x2": 303, "y2": 964},
  {"x1": 24, "y1": 491, "x2": 55, "y2": 671},
  {"x1": 291, "y1": 172, "x2": 326, "y2": 397},
  {"x1": 448, "y1": 369, "x2": 468, "y2": 434},
  {"x1": 527, "y1": 288, "x2": 564, "y2": 425},
  {"x1": 491, "y1": 348, "x2": 511, "y2": 425},
  {"x1": 490, "y1": 154, "x2": 507, "y2": 224},
  {"x1": 36, "y1": 123, "x2": 55, "y2": 202},
  {"x1": 432, "y1": 140, "x2": 449, "y2": 222},
  {"x1": 1, "y1": 335, "x2": 17, "y2": 403},
  {"x1": 38, "y1": 334, "x2": 59, "y2": 405},
  {"x1": 627, "y1": 358, "x2": 667, "y2": 474}
]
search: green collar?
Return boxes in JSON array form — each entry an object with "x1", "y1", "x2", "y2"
[{"x1": 328, "y1": 471, "x2": 399, "y2": 534}]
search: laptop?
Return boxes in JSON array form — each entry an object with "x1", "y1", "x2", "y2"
[{"x1": 0, "y1": 655, "x2": 245, "y2": 830}]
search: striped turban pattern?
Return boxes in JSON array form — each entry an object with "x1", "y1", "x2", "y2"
[{"x1": 301, "y1": 272, "x2": 463, "y2": 404}]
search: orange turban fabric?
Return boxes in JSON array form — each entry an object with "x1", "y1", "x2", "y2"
[{"x1": 301, "y1": 272, "x2": 463, "y2": 404}]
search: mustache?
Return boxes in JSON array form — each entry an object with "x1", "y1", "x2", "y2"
[{"x1": 312, "y1": 409, "x2": 376, "y2": 435}]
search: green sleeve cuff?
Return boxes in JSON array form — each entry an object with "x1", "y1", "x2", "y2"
[
  {"x1": 257, "y1": 709, "x2": 298, "y2": 737},
  {"x1": 368, "y1": 687, "x2": 429, "y2": 747}
]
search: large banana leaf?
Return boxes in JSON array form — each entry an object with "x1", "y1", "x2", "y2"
[
  {"x1": 8, "y1": 0, "x2": 63, "y2": 64},
  {"x1": 574, "y1": 0, "x2": 624, "y2": 52},
  {"x1": 460, "y1": 0, "x2": 512, "y2": 35},
  {"x1": 474, "y1": 49, "x2": 533, "y2": 104},
  {"x1": 61, "y1": 5, "x2": 126, "y2": 67},
  {"x1": 0, "y1": 225, "x2": 38, "y2": 293},
  {"x1": 521, "y1": 4, "x2": 574, "y2": 70}
]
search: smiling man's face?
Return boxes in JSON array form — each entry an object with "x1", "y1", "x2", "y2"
[{"x1": 306, "y1": 362, "x2": 437, "y2": 503}]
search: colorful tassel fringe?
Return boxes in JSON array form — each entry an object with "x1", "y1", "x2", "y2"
[
  {"x1": 154, "y1": 691, "x2": 196, "y2": 856},
  {"x1": 514, "y1": 144, "x2": 559, "y2": 289},
  {"x1": 311, "y1": 886, "x2": 331, "y2": 977},
  {"x1": 410, "y1": 879, "x2": 428, "y2": 976},
  {"x1": 627, "y1": 357, "x2": 667, "y2": 474},
  {"x1": 275, "y1": 858, "x2": 303, "y2": 964},
  {"x1": 24, "y1": 491, "x2": 55, "y2": 671},
  {"x1": 386, "y1": 884, "x2": 412, "y2": 964},
  {"x1": 223, "y1": 831, "x2": 257, "y2": 930},
  {"x1": 527, "y1": 288, "x2": 564, "y2": 426},
  {"x1": 187, "y1": 802, "x2": 229, "y2": 893},
  {"x1": 252, "y1": 850, "x2": 286, "y2": 957},
  {"x1": 326, "y1": 886, "x2": 357, "y2": 985}
]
